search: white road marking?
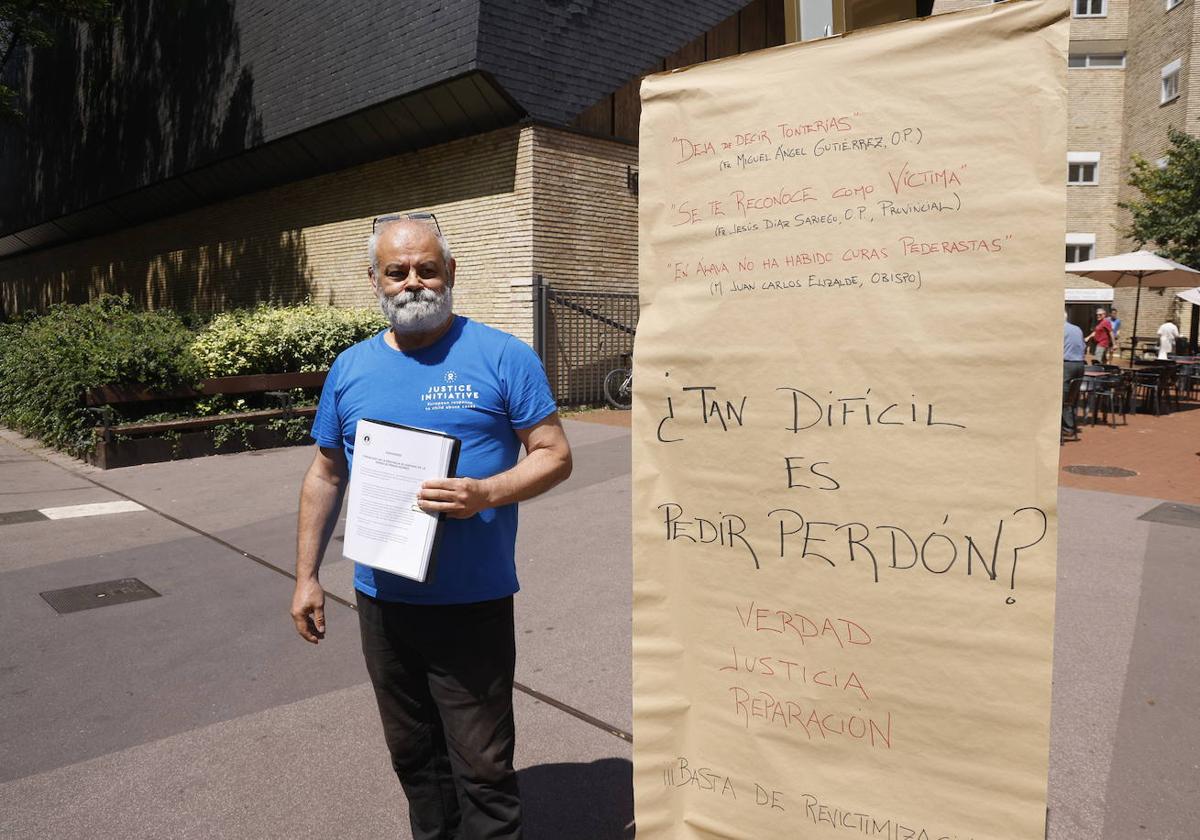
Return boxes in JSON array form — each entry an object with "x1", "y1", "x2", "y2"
[{"x1": 38, "y1": 500, "x2": 146, "y2": 520}]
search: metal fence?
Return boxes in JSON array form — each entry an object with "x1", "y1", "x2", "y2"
[{"x1": 533, "y1": 278, "x2": 638, "y2": 406}]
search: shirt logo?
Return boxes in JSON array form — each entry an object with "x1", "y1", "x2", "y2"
[{"x1": 423, "y1": 379, "x2": 481, "y2": 411}]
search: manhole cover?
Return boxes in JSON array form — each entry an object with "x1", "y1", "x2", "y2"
[
  {"x1": 40, "y1": 578, "x2": 161, "y2": 614},
  {"x1": 1063, "y1": 465, "x2": 1138, "y2": 478},
  {"x1": 1138, "y1": 503, "x2": 1200, "y2": 530}
]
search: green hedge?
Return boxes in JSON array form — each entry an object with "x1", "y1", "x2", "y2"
[
  {"x1": 191, "y1": 303, "x2": 383, "y2": 376},
  {"x1": 0, "y1": 295, "x2": 201, "y2": 455},
  {"x1": 0, "y1": 296, "x2": 384, "y2": 456}
]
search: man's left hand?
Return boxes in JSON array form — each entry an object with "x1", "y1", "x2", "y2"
[{"x1": 417, "y1": 477, "x2": 491, "y2": 519}]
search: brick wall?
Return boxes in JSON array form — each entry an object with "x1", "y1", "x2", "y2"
[
  {"x1": 1066, "y1": 67, "x2": 1126, "y2": 261},
  {"x1": 1123, "y1": 0, "x2": 1192, "y2": 166},
  {"x1": 1068, "y1": 0, "x2": 1129, "y2": 41},
  {"x1": 1191, "y1": 2, "x2": 1200, "y2": 132},
  {"x1": 1119, "y1": 0, "x2": 1197, "y2": 339},
  {"x1": 529, "y1": 125, "x2": 640, "y2": 402},
  {"x1": 1063, "y1": 35, "x2": 1128, "y2": 314},
  {"x1": 530, "y1": 127, "x2": 639, "y2": 295},
  {"x1": 0, "y1": 123, "x2": 652, "y2": 350},
  {"x1": 0, "y1": 126, "x2": 542, "y2": 343},
  {"x1": 1064, "y1": 0, "x2": 1127, "y2": 270}
]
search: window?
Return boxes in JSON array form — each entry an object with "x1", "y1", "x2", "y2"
[
  {"x1": 1066, "y1": 243, "x2": 1094, "y2": 263},
  {"x1": 1068, "y1": 162, "x2": 1098, "y2": 183},
  {"x1": 1066, "y1": 234, "x2": 1096, "y2": 264},
  {"x1": 1162, "y1": 60, "x2": 1181, "y2": 104},
  {"x1": 1073, "y1": 0, "x2": 1106, "y2": 17},
  {"x1": 1068, "y1": 53, "x2": 1126, "y2": 69},
  {"x1": 798, "y1": 0, "x2": 834, "y2": 41},
  {"x1": 1067, "y1": 152, "x2": 1100, "y2": 184}
]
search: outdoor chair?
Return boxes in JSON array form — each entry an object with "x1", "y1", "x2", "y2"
[
  {"x1": 1167, "y1": 359, "x2": 1199, "y2": 401},
  {"x1": 1184, "y1": 368, "x2": 1200, "y2": 402},
  {"x1": 1170, "y1": 363, "x2": 1183, "y2": 410},
  {"x1": 1157, "y1": 362, "x2": 1181, "y2": 412},
  {"x1": 1116, "y1": 371, "x2": 1136, "y2": 419},
  {"x1": 1063, "y1": 376, "x2": 1084, "y2": 441},
  {"x1": 1132, "y1": 367, "x2": 1172, "y2": 416},
  {"x1": 1086, "y1": 373, "x2": 1125, "y2": 428},
  {"x1": 1079, "y1": 372, "x2": 1099, "y2": 413}
]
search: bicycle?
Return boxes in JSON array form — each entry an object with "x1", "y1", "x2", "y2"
[{"x1": 603, "y1": 355, "x2": 632, "y2": 410}]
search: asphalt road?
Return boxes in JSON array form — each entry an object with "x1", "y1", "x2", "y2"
[{"x1": 0, "y1": 420, "x2": 1196, "y2": 839}]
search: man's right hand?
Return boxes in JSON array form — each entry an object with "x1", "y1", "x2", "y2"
[{"x1": 291, "y1": 577, "x2": 326, "y2": 644}]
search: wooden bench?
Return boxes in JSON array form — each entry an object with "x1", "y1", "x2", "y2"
[{"x1": 84, "y1": 371, "x2": 327, "y2": 466}]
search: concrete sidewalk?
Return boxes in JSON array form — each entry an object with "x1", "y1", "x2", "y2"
[{"x1": 1, "y1": 418, "x2": 1197, "y2": 839}]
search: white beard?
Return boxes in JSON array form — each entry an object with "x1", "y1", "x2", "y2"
[{"x1": 378, "y1": 286, "x2": 453, "y2": 334}]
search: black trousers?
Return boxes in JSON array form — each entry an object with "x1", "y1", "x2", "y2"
[
  {"x1": 357, "y1": 591, "x2": 521, "y2": 840},
  {"x1": 1063, "y1": 360, "x2": 1085, "y2": 435}
]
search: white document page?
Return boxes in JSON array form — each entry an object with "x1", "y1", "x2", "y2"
[{"x1": 342, "y1": 419, "x2": 458, "y2": 582}]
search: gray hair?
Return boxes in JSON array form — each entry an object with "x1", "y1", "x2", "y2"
[{"x1": 367, "y1": 219, "x2": 454, "y2": 272}]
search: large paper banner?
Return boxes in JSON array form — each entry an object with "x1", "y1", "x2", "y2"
[{"x1": 632, "y1": 3, "x2": 1068, "y2": 838}]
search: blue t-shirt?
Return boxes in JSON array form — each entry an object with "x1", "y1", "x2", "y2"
[{"x1": 311, "y1": 316, "x2": 557, "y2": 604}]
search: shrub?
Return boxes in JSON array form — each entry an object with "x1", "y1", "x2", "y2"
[
  {"x1": 190, "y1": 303, "x2": 383, "y2": 377},
  {"x1": 0, "y1": 298, "x2": 383, "y2": 456},
  {"x1": 0, "y1": 295, "x2": 201, "y2": 455}
]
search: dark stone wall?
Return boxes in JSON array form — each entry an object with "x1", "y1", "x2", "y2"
[
  {"x1": 0, "y1": 0, "x2": 755, "y2": 238},
  {"x1": 477, "y1": 0, "x2": 753, "y2": 127},
  {"x1": 0, "y1": 0, "x2": 480, "y2": 234}
]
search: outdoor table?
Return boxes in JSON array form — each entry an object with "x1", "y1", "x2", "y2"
[{"x1": 1121, "y1": 336, "x2": 1157, "y2": 361}]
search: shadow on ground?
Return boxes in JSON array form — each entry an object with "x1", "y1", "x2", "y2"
[{"x1": 521, "y1": 757, "x2": 634, "y2": 840}]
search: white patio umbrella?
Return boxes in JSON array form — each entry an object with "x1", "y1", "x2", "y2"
[
  {"x1": 1176, "y1": 287, "x2": 1200, "y2": 307},
  {"x1": 1066, "y1": 250, "x2": 1200, "y2": 358}
]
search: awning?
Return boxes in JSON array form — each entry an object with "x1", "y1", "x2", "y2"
[{"x1": 1065, "y1": 288, "x2": 1114, "y2": 302}]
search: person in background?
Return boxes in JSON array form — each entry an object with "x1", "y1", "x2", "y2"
[
  {"x1": 1084, "y1": 308, "x2": 1114, "y2": 365},
  {"x1": 1157, "y1": 318, "x2": 1181, "y2": 361},
  {"x1": 1063, "y1": 311, "x2": 1086, "y2": 441},
  {"x1": 1108, "y1": 307, "x2": 1121, "y2": 358}
]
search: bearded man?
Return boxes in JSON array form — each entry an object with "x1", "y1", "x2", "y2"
[{"x1": 291, "y1": 214, "x2": 572, "y2": 839}]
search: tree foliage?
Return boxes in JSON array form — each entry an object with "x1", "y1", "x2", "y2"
[
  {"x1": 1120, "y1": 127, "x2": 1200, "y2": 269},
  {"x1": 0, "y1": 0, "x2": 114, "y2": 120}
]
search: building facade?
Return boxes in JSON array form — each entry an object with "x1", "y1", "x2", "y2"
[
  {"x1": 2, "y1": 1, "x2": 775, "y2": 332},
  {"x1": 937, "y1": 0, "x2": 1199, "y2": 352},
  {"x1": 8, "y1": 1, "x2": 1188, "y2": 385},
  {"x1": 0, "y1": 0, "x2": 804, "y2": 399}
]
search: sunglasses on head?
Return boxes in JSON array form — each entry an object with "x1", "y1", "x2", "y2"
[{"x1": 372, "y1": 211, "x2": 441, "y2": 234}]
